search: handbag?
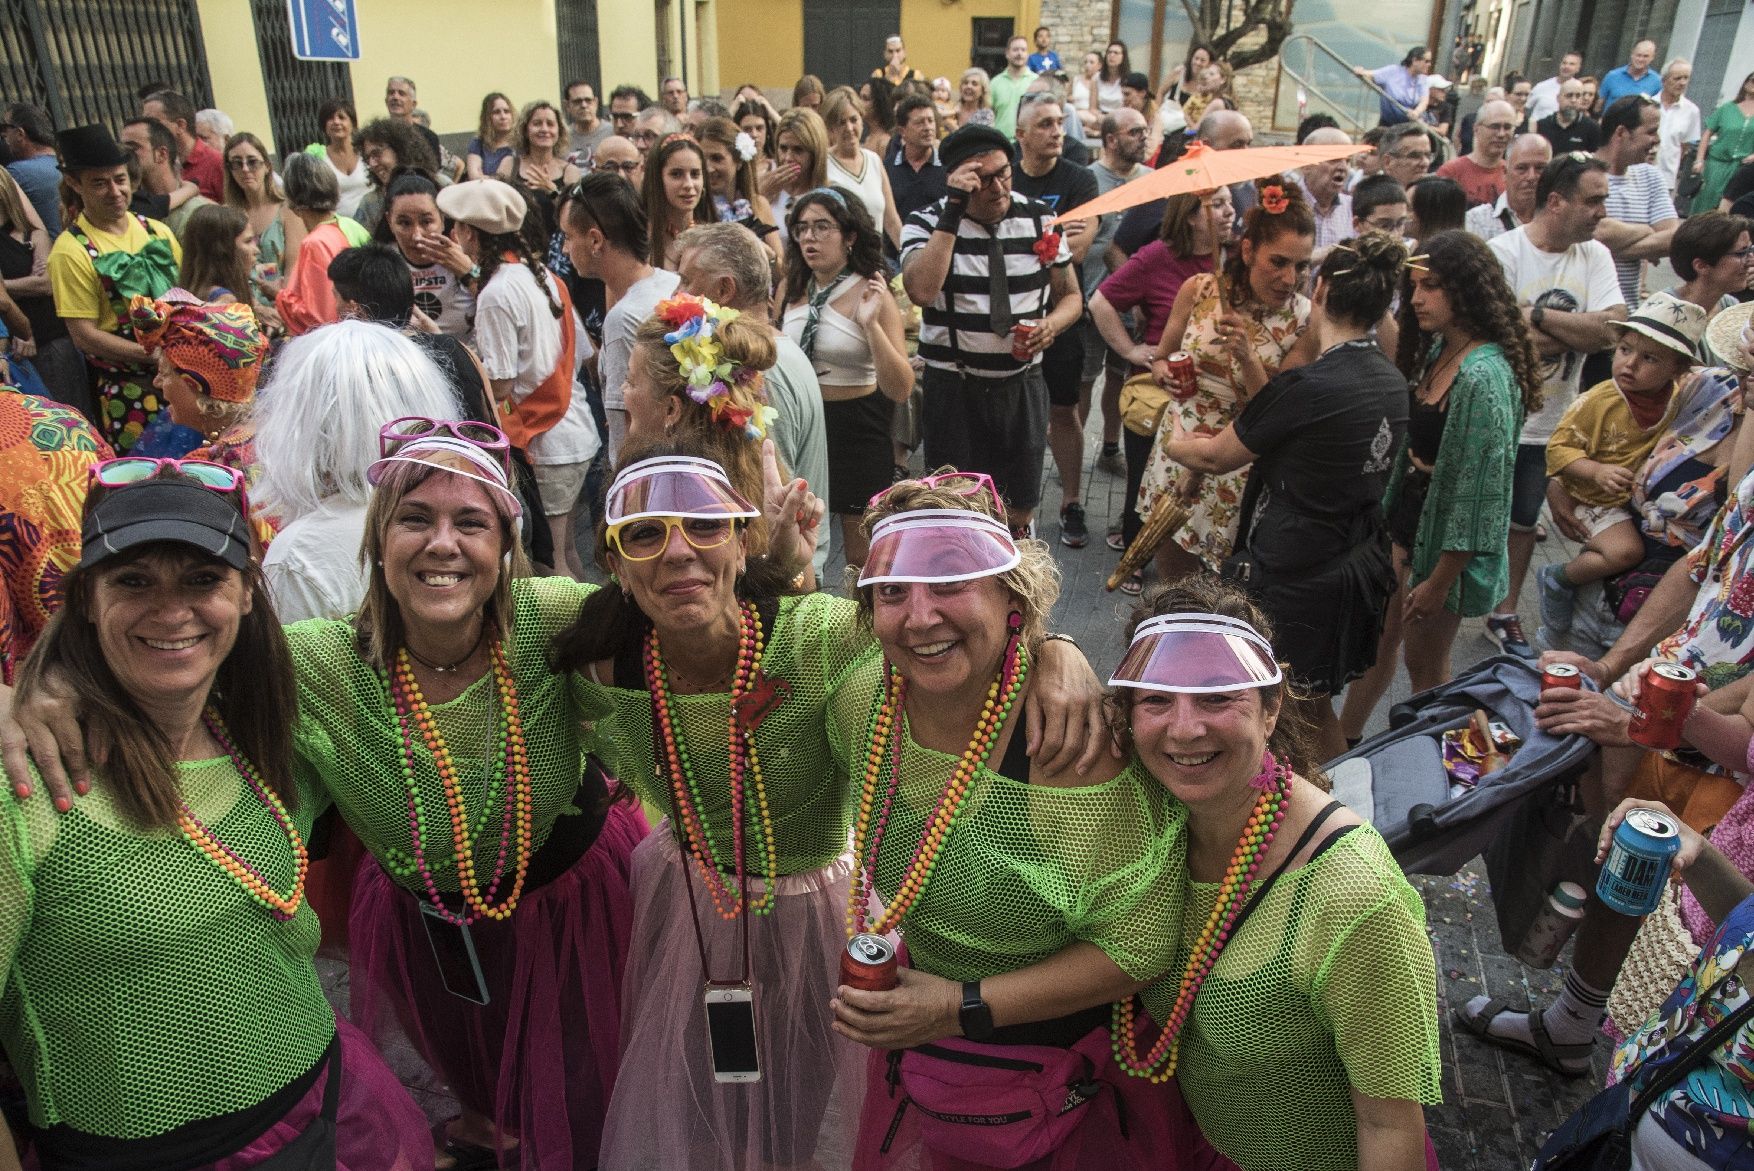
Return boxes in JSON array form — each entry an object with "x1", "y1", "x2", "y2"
[
  {"x1": 879, "y1": 1025, "x2": 1114, "y2": 1169},
  {"x1": 1604, "y1": 557, "x2": 1671, "y2": 625},
  {"x1": 252, "y1": 1036, "x2": 342, "y2": 1170},
  {"x1": 1533, "y1": 964, "x2": 1754, "y2": 1170},
  {"x1": 1118, "y1": 371, "x2": 1171, "y2": 438},
  {"x1": 1606, "y1": 883, "x2": 1700, "y2": 1039}
]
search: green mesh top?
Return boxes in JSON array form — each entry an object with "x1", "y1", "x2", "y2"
[
  {"x1": 1144, "y1": 826, "x2": 1441, "y2": 1170},
  {"x1": 828, "y1": 668, "x2": 1186, "y2": 984},
  {"x1": 288, "y1": 575, "x2": 596, "y2": 892},
  {"x1": 0, "y1": 757, "x2": 333, "y2": 1137},
  {"x1": 571, "y1": 592, "x2": 879, "y2": 878}
]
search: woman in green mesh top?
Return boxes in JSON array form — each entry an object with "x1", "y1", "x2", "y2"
[
  {"x1": 827, "y1": 477, "x2": 1225, "y2": 1171},
  {"x1": 1110, "y1": 576, "x2": 1441, "y2": 1171},
  {"x1": 555, "y1": 296, "x2": 1107, "y2": 1171},
  {"x1": 1, "y1": 463, "x2": 432, "y2": 1169}
]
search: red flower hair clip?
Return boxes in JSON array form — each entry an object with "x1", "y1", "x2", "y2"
[
  {"x1": 1033, "y1": 230, "x2": 1062, "y2": 266},
  {"x1": 1259, "y1": 185, "x2": 1289, "y2": 215},
  {"x1": 657, "y1": 296, "x2": 707, "y2": 327}
]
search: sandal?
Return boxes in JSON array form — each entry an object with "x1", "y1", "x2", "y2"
[
  {"x1": 1454, "y1": 997, "x2": 1593, "y2": 1078},
  {"x1": 1120, "y1": 569, "x2": 1144, "y2": 595},
  {"x1": 433, "y1": 1119, "x2": 507, "y2": 1171}
]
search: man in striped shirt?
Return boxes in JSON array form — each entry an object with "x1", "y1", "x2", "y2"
[{"x1": 900, "y1": 124, "x2": 1083, "y2": 535}]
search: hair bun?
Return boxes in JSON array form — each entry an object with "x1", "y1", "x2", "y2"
[{"x1": 1354, "y1": 230, "x2": 1409, "y2": 271}]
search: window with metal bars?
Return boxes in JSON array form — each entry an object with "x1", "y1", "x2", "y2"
[{"x1": 0, "y1": 0, "x2": 210, "y2": 134}]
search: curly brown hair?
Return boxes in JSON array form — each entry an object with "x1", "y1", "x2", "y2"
[
  {"x1": 1108, "y1": 574, "x2": 1328, "y2": 787},
  {"x1": 1394, "y1": 229, "x2": 1542, "y2": 416},
  {"x1": 1221, "y1": 178, "x2": 1315, "y2": 310}
]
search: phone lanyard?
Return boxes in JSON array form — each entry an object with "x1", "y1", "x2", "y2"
[{"x1": 655, "y1": 722, "x2": 755, "y2": 989}]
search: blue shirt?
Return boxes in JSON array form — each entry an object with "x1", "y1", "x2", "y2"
[
  {"x1": 1598, "y1": 65, "x2": 1662, "y2": 108},
  {"x1": 1027, "y1": 50, "x2": 1062, "y2": 74},
  {"x1": 1370, "y1": 64, "x2": 1425, "y2": 125},
  {"x1": 5, "y1": 155, "x2": 60, "y2": 237}
]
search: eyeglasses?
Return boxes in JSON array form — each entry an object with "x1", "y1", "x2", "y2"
[
  {"x1": 226, "y1": 156, "x2": 266, "y2": 171},
  {"x1": 591, "y1": 159, "x2": 641, "y2": 176},
  {"x1": 1478, "y1": 122, "x2": 1517, "y2": 133},
  {"x1": 379, "y1": 417, "x2": 511, "y2": 473},
  {"x1": 607, "y1": 515, "x2": 739, "y2": 560},
  {"x1": 1730, "y1": 246, "x2": 1754, "y2": 259},
  {"x1": 974, "y1": 166, "x2": 1013, "y2": 189},
  {"x1": 1364, "y1": 215, "x2": 1411, "y2": 232},
  {"x1": 793, "y1": 219, "x2": 841, "y2": 238},
  {"x1": 868, "y1": 470, "x2": 1004, "y2": 515},
  {"x1": 630, "y1": 131, "x2": 658, "y2": 148},
  {"x1": 90, "y1": 457, "x2": 250, "y2": 516}
]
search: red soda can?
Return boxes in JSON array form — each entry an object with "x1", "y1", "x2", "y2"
[
  {"x1": 840, "y1": 933, "x2": 898, "y2": 992},
  {"x1": 1165, "y1": 351, "x2": 1198, "y2": 400},
  {"x1": 1629, "y1": 663, "x2": 1698, "y2": 751},
  {"x1": 1010, "y1": 319, "x2": 1041, "y2": 361},
  {"x1": 1541, "y1": 662, "x2": 1583, "y2": 691}
]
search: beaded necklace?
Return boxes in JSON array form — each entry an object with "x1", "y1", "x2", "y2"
[
  {"x1": 178, "y1": 709, "x2": 309, "y2": 921},
  {"x1": 646, "y1": 600, "x2": 780, "y2": 919},
  {"x1": 388, "y1": 639, "x2": 533, "y2": 925},
  {"x1": 845, "y1": 633, "x2": 1030, "y2": 939},
  {"x1": 1111, "y1": 753, "x2": 1290, "y2": 1082}
]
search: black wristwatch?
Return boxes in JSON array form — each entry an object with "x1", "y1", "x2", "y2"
[
  {"x1": 959, "y1": 980, "x2": 994, "y2": 1041},
  {"x1": 1530, "y1": 304, "x2": 1546, "y2": 331}
]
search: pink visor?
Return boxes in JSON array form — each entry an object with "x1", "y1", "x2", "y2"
[
  {"x1": 605, "y1": 455, "x2": 759, "y2": 526},
  {"x1": 366, "y1": 436, "x2": 523, "y2": 518},
  {"x1": 858, "y1": 509, "x2": 1021, "y2": 586},
  {"x1": 1108, "y1": 612, "x2": 1283, "y2": 694}
]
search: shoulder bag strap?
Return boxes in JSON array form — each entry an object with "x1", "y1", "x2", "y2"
[{"x1": 1225, "y1": 800, "x2": 1357, "y2": 943}]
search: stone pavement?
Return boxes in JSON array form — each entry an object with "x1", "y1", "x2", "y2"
[{"x1": 324, "y1": 408, "x2": 1612, "y2": 1167}]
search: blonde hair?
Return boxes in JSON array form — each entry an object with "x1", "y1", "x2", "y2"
[
  {"x1": 774, "y1": 108, "x2": 829, "y2": 189},
  {"x1": 352, "y1": 456, "x2": 531, "y2": 671},
  {"x1": 821, "y1": 86, "x2": 863, "y2": 133},
  {"x1": 959, "y1": 68, "x2": 992, "y2": 109},
  {"x1": 854, "y1": 471, "x2": 1060, "y2": 650}
]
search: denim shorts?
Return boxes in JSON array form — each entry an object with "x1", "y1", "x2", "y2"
[{"x1": 1510, "y1": 442, "x2": 1548, "y2": 530}]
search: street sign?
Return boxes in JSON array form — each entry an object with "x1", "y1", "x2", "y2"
[{"x1": 288, "y1": 0, "x2": 359, "y2": 61}]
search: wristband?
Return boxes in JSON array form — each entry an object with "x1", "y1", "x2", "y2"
[
  {"x1": 937, "y1": 196, "x2": 967, "y2": 235},
  {"x1": 1042, "y1": 632, "x2": 1079, "y2": 649}
]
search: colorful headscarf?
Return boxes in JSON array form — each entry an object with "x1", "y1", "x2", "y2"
[
  {"x1": 128, "y1": 289, "x2": 268, "y2": 405},
  {"x1": 653, "y1": 293, "x2": 776, "y2": 441}
]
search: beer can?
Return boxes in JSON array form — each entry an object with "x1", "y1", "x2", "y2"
[
  {"x1": 1165, "y1": 351, "x2": 1198, "y2": 400},
  {"x1": 1010, "y1": 320, "x2": 1041, "y2": 361},
  {"x1": 1596, "y1": 808, "x2": 1680, "y2": 916},
  {"x1": 1541, "y1": 662, "x2": 1583, "y2": 691},
  {"x1": 1628, "y1": 663, "x2": 1698, "y2": 751},
  {"x1": 840, "y1": 933, "x2": 898, "y2": 992}
]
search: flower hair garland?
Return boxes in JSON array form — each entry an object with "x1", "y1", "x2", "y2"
[
  {"x1": 1259, "y1": 184, "x2": 1289, "y2": 215},
  {"x1": 655, "y1": 294, "x2": 777, "y2": 440}
]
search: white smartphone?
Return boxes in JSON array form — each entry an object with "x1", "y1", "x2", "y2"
[{"x1": 704, "y1": 984, "x2": 762, "y2": 1084}]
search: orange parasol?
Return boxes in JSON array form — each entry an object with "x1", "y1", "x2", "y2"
[{"x1": 1049, "y1": 139, "x2": 1365, "y2": 224}]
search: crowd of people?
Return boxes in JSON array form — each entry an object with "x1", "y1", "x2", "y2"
[{"x1": 0, "y1": 20, "x2": 1753, "y2": 1171}]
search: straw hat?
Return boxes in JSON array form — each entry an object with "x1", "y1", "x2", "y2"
[{"x1": 1706, "y1": 301, "x2": 1754, "y2": 373}]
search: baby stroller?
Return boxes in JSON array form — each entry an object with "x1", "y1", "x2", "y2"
[{"x1": 1326, "y1": 654, "x2": 1597, "y2": 877}]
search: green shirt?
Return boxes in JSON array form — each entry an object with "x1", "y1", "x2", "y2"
[
  {"x1": 1146, "y1": 827, "x2": 1441, "y2": 1170},
  {"x1": 989, "y1": 70, "x2": 1039, "y2": 139},
  {"x1": 0, "y1": 757, "x2": 334, "y2": 1137},
  {"x1": 571, "y1": 592, "x2": 878, "y2": 877}
]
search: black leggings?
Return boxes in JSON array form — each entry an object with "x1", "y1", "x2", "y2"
[{"x1": 1122, "y1": 427, "x2": 1153, "y2": 545}]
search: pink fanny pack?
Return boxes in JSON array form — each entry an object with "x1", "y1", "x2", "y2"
[{"x1": 879, "y1": 1025, "x2": 1114, "y2": 1168}]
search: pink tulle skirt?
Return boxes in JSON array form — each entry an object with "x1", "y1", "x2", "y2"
[
  {"x1": 849, "y1": 1037, "x2": 1239, "y2": 1171},
  {"x1": 597, "y1": 825, "x2": 869, "y2": 1170},
  {"x1": 349, "y1": 800, "x2": 647, "y2": 1170},
  {"x1": 208, "y1": 1014, "x2": 435, "y2": 1171}
]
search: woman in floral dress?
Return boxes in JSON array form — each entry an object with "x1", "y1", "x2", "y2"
[{"x1": 1136, "y1": 180, "x2": 1317, "y2": 578}]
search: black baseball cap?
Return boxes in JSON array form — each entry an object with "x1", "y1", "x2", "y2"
[{"x1": 78, "y1": 478, "x2": 252, "y2": 571}]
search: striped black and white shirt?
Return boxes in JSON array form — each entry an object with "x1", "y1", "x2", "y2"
[{"x1": 899, "y1": 193, "x2": 1073, "y2": 378}]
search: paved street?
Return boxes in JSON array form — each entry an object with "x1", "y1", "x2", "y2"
[{"x1": 322, "y1": 407, "x2": 1611, "y2": 1167}]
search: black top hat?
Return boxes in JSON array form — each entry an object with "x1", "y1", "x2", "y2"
[{"x1": 55, "y1": 124, "x2": 129, "y2": 172}]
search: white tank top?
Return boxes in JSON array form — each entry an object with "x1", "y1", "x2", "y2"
[
  {"x1": 826, "y1": 149, "x2": 887, "y2": 232},
  {"x1": 781, "y1": 279, "x2": 878, "y2": 387}
]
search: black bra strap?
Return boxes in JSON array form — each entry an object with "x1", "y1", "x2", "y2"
[{"x1": 1225, "y1": 800, "x2": 1358, "y2": 943}]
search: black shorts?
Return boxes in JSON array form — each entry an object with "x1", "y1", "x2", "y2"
[
  {"x1": 920, "y1": 364, "x2": 1049, "y2": 512},
  {"x1": 1041, "y1": 328, "x2": 1084, "y2": 407},
  {"x1": 822, "y1": 391, "x2": 897, "y2": 514}
]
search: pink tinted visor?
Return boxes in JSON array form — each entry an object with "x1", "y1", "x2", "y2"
[
  {"x1": 1108, "y1": 613, "x2": 1283, "y2": 694},
  {"x1": 858, "y1": 509, "x2": 1020, "y2": 585},
  {"x1": 605, "y1": 455, "x2": 759, "y2": 525}
]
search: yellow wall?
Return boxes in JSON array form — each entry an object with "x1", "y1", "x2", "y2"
[
  {"x1": 902, "y1": 0, "x2": 1039, "y2": 85},
  {"x1": 345, "y1": 0, "x2": 561, "y2": 137},
  {"x1": 605, "y1": 0, "x2": 662, "y2": 97},
  {"x1": 196, "y1": 0, "x2": 276, "y2": 153},
  {"x1": 716, "y1": 0, "x2": 804, "y2": 90}
]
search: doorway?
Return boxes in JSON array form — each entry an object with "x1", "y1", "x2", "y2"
[{"x1": 803, "y1": 0, "x2": 900, "y2": 89}]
